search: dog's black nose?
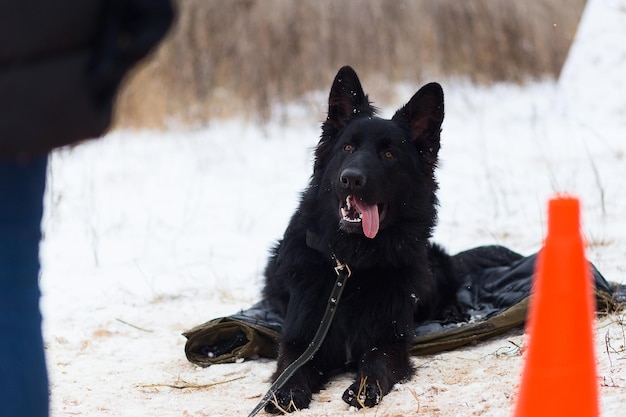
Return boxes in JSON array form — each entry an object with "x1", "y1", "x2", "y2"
[{"x1": 340, "y1": 168, "x2": 366, "y2": 190}]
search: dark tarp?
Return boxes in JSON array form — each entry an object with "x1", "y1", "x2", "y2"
[{"x1": 183, "y1": 245, "x2": 625, "y2": 366}]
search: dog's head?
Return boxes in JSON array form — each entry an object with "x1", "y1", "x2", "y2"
[{"x1": 313, "y1": 66, "x2": 444, "y2": 240}]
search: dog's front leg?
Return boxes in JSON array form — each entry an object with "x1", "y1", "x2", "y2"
[
  {"x1": 342, "y1": 342, "x2": 413, "y2": 408},
  {"x1": 264, "y1": 343, "x2": 326, "y2": 414}
]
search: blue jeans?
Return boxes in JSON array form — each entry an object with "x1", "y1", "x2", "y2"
[{"x1": 0, "y1": 154, "x2": 49, "y2": 417}]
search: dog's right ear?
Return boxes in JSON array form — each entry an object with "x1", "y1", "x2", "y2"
[
  {"x1": 316, "y1": 67, "x2": 374, "y2": 174},
  {"x1": 325, "y1": 66, "x2": 374, "y2": 129}
]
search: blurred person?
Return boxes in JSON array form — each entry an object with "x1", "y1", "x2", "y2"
[{"x1": 0, "y1": 1, "x2": 174, "y2": 416}]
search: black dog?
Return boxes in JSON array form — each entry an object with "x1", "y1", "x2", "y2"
[{"x1": 262, "y1": 66, "x2": 460, "y2": 413}]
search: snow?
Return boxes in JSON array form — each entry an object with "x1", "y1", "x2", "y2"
[{"x1": 40, "y1": 0, "x2": 625, "y2": 415}]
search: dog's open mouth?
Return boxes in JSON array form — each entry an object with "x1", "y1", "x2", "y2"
[{"x1": 340, "y1": 195, "x2": 387, "y2": 239}]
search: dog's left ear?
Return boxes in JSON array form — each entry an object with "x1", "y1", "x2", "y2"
[{"x1": 392, "y1": 82, "x2": 444, "y2": 152}]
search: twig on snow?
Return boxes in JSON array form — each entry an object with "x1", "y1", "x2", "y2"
[
  {"x1": 137, "y1": 375, "x2": 245, "y2": 390},
  {"x1": 115, "y1": 318, "x2": 154, "y2": 333}
]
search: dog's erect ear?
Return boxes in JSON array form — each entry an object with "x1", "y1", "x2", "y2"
[
  {"x1": 393, "y1": 82, "x2": 444, "y2": 146},
  {"x1": 392, "y1": 83, "x2": 444, "y2": 176},
  {"x1": 326, "y1": 66, "x2": 374, "y2": 129},
  {"x1": 315, "y1": 67, "x2": 373, "y2": 174}
]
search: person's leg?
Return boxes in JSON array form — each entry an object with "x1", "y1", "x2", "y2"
[{"x1": 0, "y1": 154, "x2": 49, "y2": 417}]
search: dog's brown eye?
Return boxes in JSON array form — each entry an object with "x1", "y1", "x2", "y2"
[
  {"x1": 382, "y1": 150, "x2": 395, "y2": 160},
  {"x1": 343, "y1": 143, "x2": 355, "y2": 153}
]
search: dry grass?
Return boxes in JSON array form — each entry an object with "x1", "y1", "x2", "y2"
[{"x1": 113, "y1": 0, "x2": 586, "y2": 128}]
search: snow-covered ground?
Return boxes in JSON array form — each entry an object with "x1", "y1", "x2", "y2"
[{"x1": 40, "y1": 0, "x2": 625, "y2": 415}]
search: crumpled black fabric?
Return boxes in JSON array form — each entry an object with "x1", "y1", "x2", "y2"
[{"x1": 184, "y1": 245, "x2": 625, "y2": 366}]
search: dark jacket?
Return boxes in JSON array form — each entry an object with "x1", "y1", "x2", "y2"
[{"x1": 0, "y1": 0, "x2": 174, "y2": 158}]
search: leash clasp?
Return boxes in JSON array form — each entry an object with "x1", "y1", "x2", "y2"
[{"x1": 333, "y1": 256, "x2": 352, "y2": 278}]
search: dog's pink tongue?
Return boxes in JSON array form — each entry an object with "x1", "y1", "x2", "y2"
[{"x1": 354, "y1": 199, "x2": 379, "y2": 239}]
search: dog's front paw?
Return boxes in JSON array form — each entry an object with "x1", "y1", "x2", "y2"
[
  {"x1": 264, "y1": 388, "x2": 311, "y2": 414},
  {"x1": 342, "y1": 378, "x2": 383, "y2": 409}
]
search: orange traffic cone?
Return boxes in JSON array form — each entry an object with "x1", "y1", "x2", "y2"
[{"x1": 513, "y1": 196, "x2": 599, "y2": 417}]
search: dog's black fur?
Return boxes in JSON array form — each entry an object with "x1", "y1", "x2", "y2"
[{"x1": 262, "y1": 66, "x2": 461, "y2": 413}]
